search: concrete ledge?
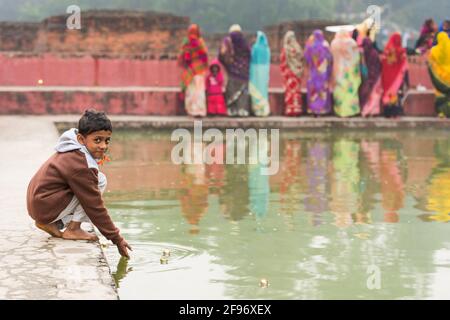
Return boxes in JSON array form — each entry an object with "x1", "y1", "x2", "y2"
[
  {"x1": 0, "y1": 87, "x2": 437, "y2": 117},
  {"x1": 52, "y1": 115, "x2": 450, "y2": 130}
]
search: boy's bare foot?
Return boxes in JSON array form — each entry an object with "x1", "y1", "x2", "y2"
[
  {"x1": 62, "y1": 228, "x2": 99, "y2": 242},
  {"x1": 35, "y1": 222, "x2": 63, "y2": 238}
]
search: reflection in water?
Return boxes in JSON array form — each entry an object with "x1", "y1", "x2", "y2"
[
  {"x1": 179, "y1": 164, "x2": 209, "y2": 234},
  {"x1": 330, "y1": 140, "x2": 360, "y2": 228},
  {"x1": 304, "y1": 142, "x2": 330, "y2": 226},
  {"x1": 102, "y1": 129, "x2": 450, "y2": 299},
  {"x1": 358, "y1": 140, "x2": 381, "y2": 225},
  {"x1": 219, "y1": 165, "x2": 249, "y2": 221},
  {"x1": 278, "y1": 140, "x2": 302, "y2": 230},
  {"x1": 380, "y1": 140, "x2": 405, "y2": 223},
  {"x1": 424, "y1": 140, "x2": 450, "y2": 223},
  {"x1": 112, "y1": 257, "x2": 132, "y2": 288},
  {"x1": 248, "y1": 141, "x2": 270, "y2": 220}
]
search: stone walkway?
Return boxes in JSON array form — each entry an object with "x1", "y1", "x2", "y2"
[{"x1": 0, "y1": 116, "x2": 118, "y2": 300}]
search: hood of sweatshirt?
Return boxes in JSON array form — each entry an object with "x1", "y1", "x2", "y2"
[{"x1": 55, "y1": 128, "x2": 99, "y2": 170}]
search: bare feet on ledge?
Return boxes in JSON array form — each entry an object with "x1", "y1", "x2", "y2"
[
  {"x1": 62, "y1": 228, "x2": 99, "y2": 242},
  {"x1": 35, "y1": 222, "x2": 63, "y2": 238}
]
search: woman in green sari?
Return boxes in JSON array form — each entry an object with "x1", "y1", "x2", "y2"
[{"x1": 330, "y1": 31, "x2": 362, "y2": 117}]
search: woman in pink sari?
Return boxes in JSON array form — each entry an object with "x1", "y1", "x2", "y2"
[
  {"x1": 381, "y1": 33, "x2": 409, "y2": 118},
  {"x1": 280, "y1": 31, "x2": 304, "y2": 116}
]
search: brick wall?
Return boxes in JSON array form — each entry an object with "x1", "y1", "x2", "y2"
[{"x1": 0, "y1": 22, "x2": 39, "y2": 52}]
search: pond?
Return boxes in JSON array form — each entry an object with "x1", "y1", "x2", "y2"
[{"x1": 102, "y1": 128, "x2": 450, "y2": 300}]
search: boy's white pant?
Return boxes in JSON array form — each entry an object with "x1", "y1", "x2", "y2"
[{"x1": 52, "y1": 172, "x2": 107, "y2": 227}]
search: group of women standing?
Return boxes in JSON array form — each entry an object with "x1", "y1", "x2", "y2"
[
  {"x1": 178, "y1": 24, "x2": 270, "y2": 118},
  {"x1": 179, "y1": 19, "x2": 450, "y2": 119},
  {"x1": 280, "y1": 28, "x2": 410, "y2": 118}
]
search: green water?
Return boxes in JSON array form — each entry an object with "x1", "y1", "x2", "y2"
[{"x1": 102, "y1": 129, "x2": 450, "y2": 300}]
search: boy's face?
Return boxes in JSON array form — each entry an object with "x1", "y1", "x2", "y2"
[{"x1": 77, "y1": 130, "x2": 112, "y2": 160}]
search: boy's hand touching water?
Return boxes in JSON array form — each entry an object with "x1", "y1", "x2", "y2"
[{"x1": 117, "y1": 239, "x2": 133, "y2": 258}]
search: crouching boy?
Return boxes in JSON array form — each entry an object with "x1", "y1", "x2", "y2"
[{"x1": 27, "y1": 109, "x2": 132, "y2": 258}]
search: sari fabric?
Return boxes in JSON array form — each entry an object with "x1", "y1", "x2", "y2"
[
  {"x1": 249, "y1": 31, "x2": 271, "y2": 117},
  {"x1": 359, "y1": 38, "x2": 383, "y2": 117},
  {"x1": 381, "y1": 33, "x2": 408, "y2": 116},
  {"x1": 179, "y1": 24, "x2": 208, "y2": 117},
  {"x1": 428, "y1": 32, "x2": 450, "y2": 117},
  {"x1": 331, "y1": 31, "x2": 361, "y2": 117},
  {"x1": 179, "y1": 24, "x2": 208, "y2": 92},
  {"x1": 280, "y1": 31, "x2": 304, "y2": 116},
  {"x1": 219, "y1": 27, "x2": 252, "y2": 117},
  {"x1": 304, "y1": 30, "x2": 333, "y2": 115},
  {"x1": 206, "y1": 59, "x2": 227, "y2": 115},
  {"x1": 415, "y1": 19, "x2": 437, "y2": 54}
]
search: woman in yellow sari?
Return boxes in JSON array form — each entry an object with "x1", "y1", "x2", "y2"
[{"x1": 428, "y1": 32, "x2": 450, "y2": 117}]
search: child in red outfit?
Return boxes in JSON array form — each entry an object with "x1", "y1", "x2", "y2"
[{"x1": 206, "y1": 59, "x2": 228, "y2": 116}]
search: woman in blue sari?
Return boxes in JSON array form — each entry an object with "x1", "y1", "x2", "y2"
[{"x1": 250, "y1": 31, "x2": 271, "y2": 117}]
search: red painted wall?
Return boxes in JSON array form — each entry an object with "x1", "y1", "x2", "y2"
[
  {"x1": 0, "y1": 54, "x2": 284, "y2": 87},
  {"x1": 0, "y1": 54, "x2": 435, "y2": 115}
]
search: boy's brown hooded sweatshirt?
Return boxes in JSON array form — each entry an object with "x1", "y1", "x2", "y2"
[{"x1": 27, "y1": 128, "x2": 123, "y2": 245}]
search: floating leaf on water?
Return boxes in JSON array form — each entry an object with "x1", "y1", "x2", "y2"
[
  {"x1": 260, "y1": 278, "x2": 269, "y2": 288},
  {"x1": 354, "y1": 233, "x2": 371, "y2": 240},
  {"x1": 160, "y1": 257, "x2": 169, "y2": 265}
]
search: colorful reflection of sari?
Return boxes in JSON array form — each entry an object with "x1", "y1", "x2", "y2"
[
  {"x1": 304, "y1": 30, "x2": 333, "y2": 116},
  {"x1": 379, "y1": 147, "x2": 405, "y2": 223},
  {"x1": 425, "y1": 139, "x2": 450, "y2": 222},
  {"x1": 360, "y1": 38, "x2": 383, "y2": 117},
  {"x1": 304, "y1": 142, "x2": 329, "y2": 223},
  {"x1": 381, "y1": 33, "x2": 408, "y2": 118},
  {"x1": 248, "y1": 140, "x2": 270, "y2": 219},
  {"x1": 178, "y1": 24, "x2": 208, "y2": 117},
  {"x1": 359, "y1": 141, "x2": 381, "y2": 224},
  {"x1": 425, "y1": 167, "x2": 450, "y2": 223},
  {"x1": 428, "y1": 32, "x2": 450, "y2": 117},
  {"x1": 280, "y1": 31, "x2": 304, "y2": 117},
  {"x1": 179, "y1": 164, "x2": 209, "y2": 234},
  {"x1": 331, "y1": 31, "x2": 361, "y2": 118},
  {"x1": 250, "y1": 31, "x2": 271, "y2": 117},
  {"x1": 330, "y1": 140, "x2": 361, "y2": 228},
  {"x1": 219, "y1": 165, "x2": 249, "y2": 221},
  {"x1": 278, "y1": 140, "x2": 302, "y2": 227},
  {"x1": 219, "y1": 25, "x2": 252, "y2": 117}
]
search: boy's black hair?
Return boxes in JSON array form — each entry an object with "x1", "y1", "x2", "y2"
[{"x1": 78, "y1": 109, "x2": 112, "y2": 136}]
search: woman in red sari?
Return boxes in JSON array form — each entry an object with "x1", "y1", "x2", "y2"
[
  {"x1": 280, "y1": 31, "x2": 304, "y2": 116},
  {"x1": 381, "y1": 33, "x2": 409, "y2": 118}
]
